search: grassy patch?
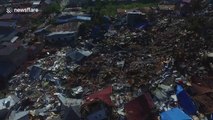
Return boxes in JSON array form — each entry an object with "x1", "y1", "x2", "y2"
[{"x1": 84, "y1": 2, "x2": 157, "y2": 16}]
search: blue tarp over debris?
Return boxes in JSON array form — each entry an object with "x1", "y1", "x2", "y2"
[
  {"x1": 160, "y1": 108, "x2": 192, "y2": 120},
  {"x1": 176, "y1": 85, "x2": 197, "y2": 115}
]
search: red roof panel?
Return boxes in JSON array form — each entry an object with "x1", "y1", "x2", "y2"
[
  {"x1": 86, "y1": 86, "x2": 113, "y2": 106},
  {"x1": 125, "y1": 93, "x2": 154, "y2": 120}
]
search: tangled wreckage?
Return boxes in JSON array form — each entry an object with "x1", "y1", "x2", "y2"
[{"x1": 0, "y1": 0, "x2": 213, "y2": 120}]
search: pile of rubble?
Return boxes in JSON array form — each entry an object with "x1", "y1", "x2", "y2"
[{"x1": 0, "y1": 2, "x2": 213, "y2": 120}]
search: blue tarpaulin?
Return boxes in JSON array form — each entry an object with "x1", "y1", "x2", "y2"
[
  {"x1": 176, "y1": 85, "x2": 197, "y2": 115},
  {"x1": 160, "y1": 108, "x2": 192, "y2": 120}
]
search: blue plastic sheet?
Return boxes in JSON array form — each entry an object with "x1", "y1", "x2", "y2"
[
  {"x1": 176, "y1": 85, "x2": 197, "y2": 115},
  {"x1": 160, "y1": 108, "x2": 191, "y2": 120}
]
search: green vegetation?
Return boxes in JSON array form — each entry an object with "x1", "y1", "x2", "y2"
[
  {"x1": 84, "y1": 2, "x2": 157, "y2": 16},
  {"x1": 43, "y1": 2, "x2": 61, "y2": 14}
]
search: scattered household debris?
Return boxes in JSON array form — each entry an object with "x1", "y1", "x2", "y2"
[{"x1": 0, "y1": 0, "x2": 212, "y2": 120}]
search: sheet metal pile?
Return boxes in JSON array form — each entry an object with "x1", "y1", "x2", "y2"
[{"x1": 0, "y1": 3, "x2": 213, "y2": 120}]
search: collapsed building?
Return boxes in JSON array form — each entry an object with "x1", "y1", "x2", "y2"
[{"x1": 0, "y1": 1, "x2": 213, "y2": 120}]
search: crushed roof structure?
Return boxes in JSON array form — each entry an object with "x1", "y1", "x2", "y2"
[
  {"x1": 66, "y1": 50, "x2": 92, "y2": 63},
  {"x1": 0, "y1": 95, "x2": 19, "y2": 110},
  {"x1": 0, "y1": 1, "x2": 213, "y2": 120},
  {"x1": 54, "y1": 93, "x2": 82, "y2": 107},
  {"x1": 29, "y1": 66, "x2": 43, "y2": 81}
]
